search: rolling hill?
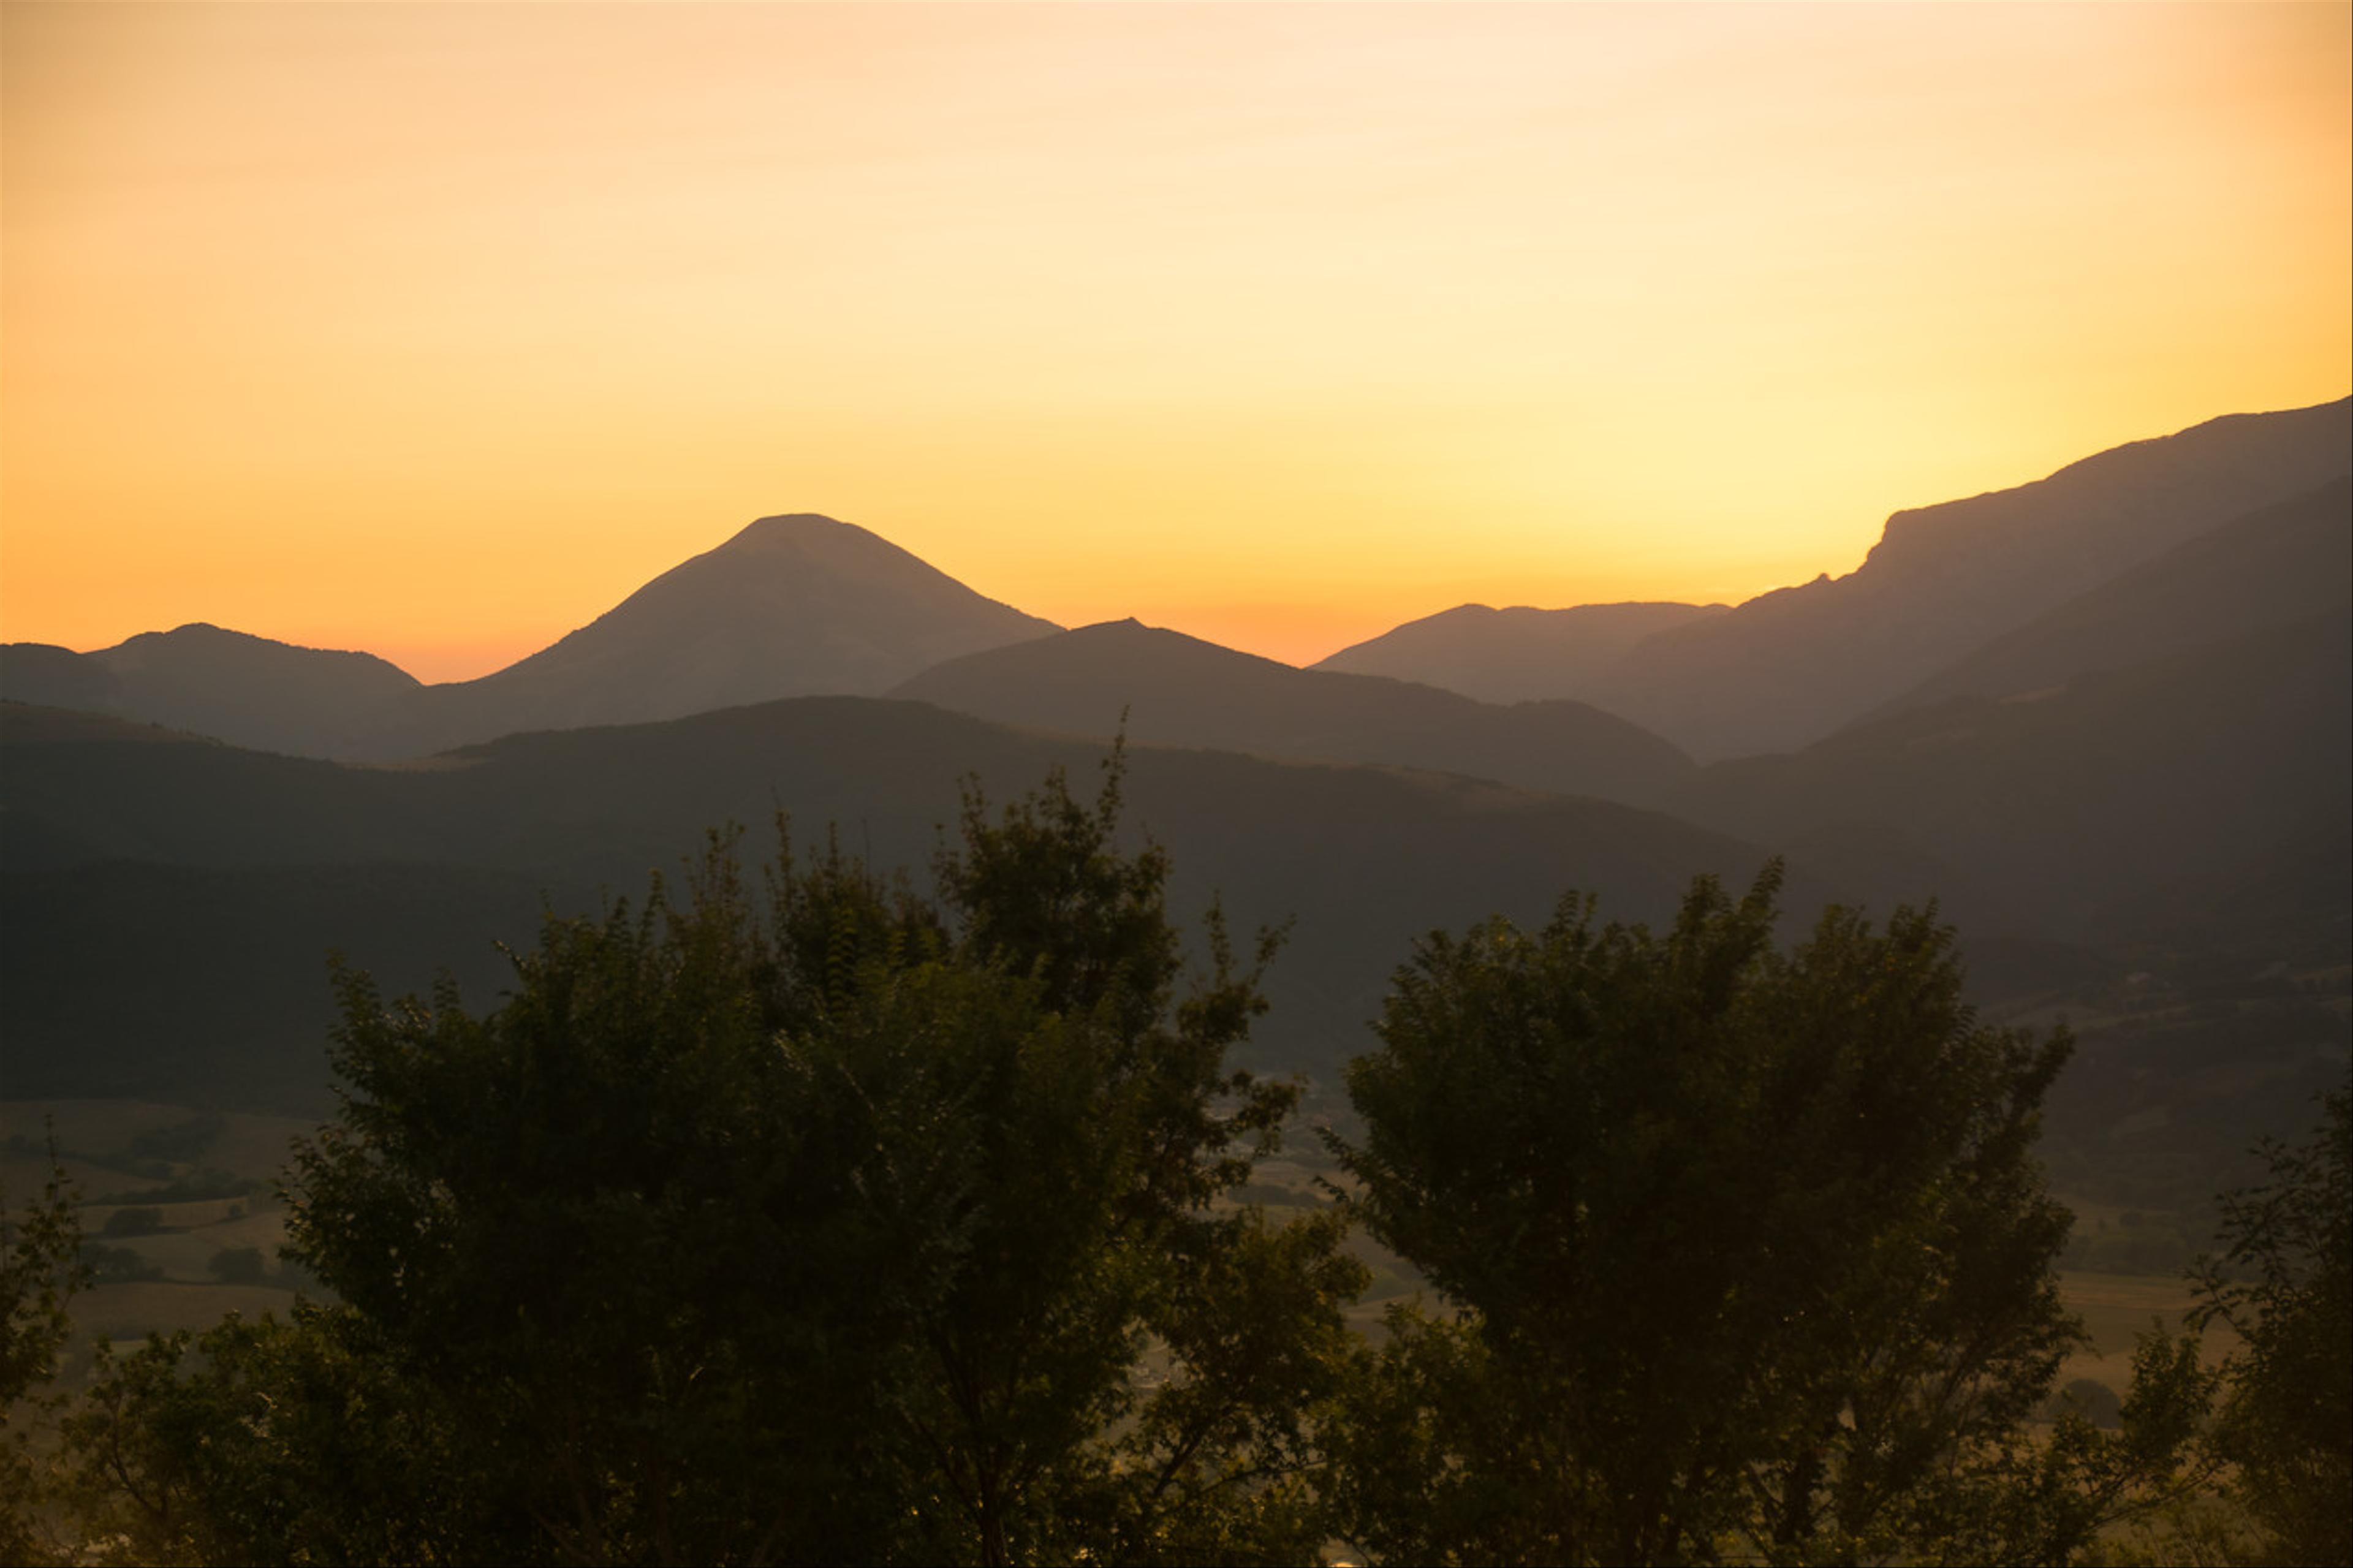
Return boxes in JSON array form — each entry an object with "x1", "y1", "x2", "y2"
[
  {"x1": 1312, "y1": 601, "x2": 1727, "y2": 704},
  {"x1": 890, "y1": 618, "x2": 1696, "y2": 806},
  {"x1": 0, "y1": 695, "x2": 1790, "y2": 1108}
]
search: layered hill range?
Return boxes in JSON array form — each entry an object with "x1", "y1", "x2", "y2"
[
  {"x1": 2, "y1": 515, "x2": 1059, "y2": 761},
  {"x1": 892, "y1": 621, "x2": 1696, "y2": 804},
  {"x1": 6, "y1": 398, "x2": 2343, "y2": 774},
  {"x1": 5, "y1": 396, "x2": 2348, "y2": 1189},
  {"x1": 0, "y1": 697, "x2": 1792, "y2": 1107},
  {"x1": 1324, "y1": 396, "x2": 2351, "y2": 759}
]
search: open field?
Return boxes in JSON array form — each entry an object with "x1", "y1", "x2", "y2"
[
  {"x1": 5, "y1": 1099, "x2": 314, "y2": 1367},
  {"x1": 2053, "y1": 1268, "x2": 2241, "y2": 1402}
]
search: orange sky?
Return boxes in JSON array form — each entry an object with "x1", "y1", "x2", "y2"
[{"x1": 4, "y1": 2, "x2": 2347, "y2": 680}]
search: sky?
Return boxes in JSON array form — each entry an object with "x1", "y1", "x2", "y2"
[{"x1": 4, "y1": 2, "x2": 2347, "y2": 680}]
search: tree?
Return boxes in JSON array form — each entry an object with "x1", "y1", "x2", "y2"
[
  {"x1": 2191, "y1": 1081, "x2": 2351, "y2": 1566},
  {"x1": 1, "y1": 1137, "x2": 89, "y2": 1566},
  {"x1": 281, "y1": 746, "x2": 1361, "y2": 1566},
  {"x1": 55, "y1": 1303, "x2": 509, "y2": 1568},
  {"x1": 204, "y1": 1247, "x2": 265, "y2": 1286},
  {"x1": 1323, "y1": 866, "x2": 2101, "y2": 1564}
]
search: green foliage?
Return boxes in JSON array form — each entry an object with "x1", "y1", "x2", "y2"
[
  {"x1": 205, "y1": 1247, "x2": 265, "y2": 1286},
  {"x1": 2191, "y1": 1081, "x2": 2352, "y2": 1566},
  {"x1": 127, "y1": 1115, "x2": 225, "y2": 1167},
  {"x1": 288, "y1": 842, "x2": 967, "y2": 1563},
  {"x1": 20, "y1": 771, "x2": 2303, "y2": 1566},
  {"x1": 78, "y1": 1243, "x2": 165, "y2": 1286},
  {"x1": 97, "y1": 1206, "x2": 165, "y2": 1238},
  {"x1": 274, "y1": 747, "x2": 1357, "y2": 1566},
  {"x1": 2, "y1": 1132, "x2": 90, "y2": 1566},
  {"x1": 57, "y1": 1303, "x2": 517, "y2": 1567},
  {"x1": 1927, "y1": 1326, "x2": 2221, "y2": 1564},
  {"x1": 1324, "y1": 866, "x2": 2110, "y2": 1564}
]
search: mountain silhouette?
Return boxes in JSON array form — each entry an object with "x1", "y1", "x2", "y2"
[
  {"x1": 1314, "y1": 398, "x2": 2347, "y2": 760},
  {"x1": 1598, "y1": 397, "x2": 2351, "y2": 758},
  {"x1": 1855, "y1": 475, "x2": 2351, "y2": 725},
  {"x1": 1312, "y1": 601, "x2": 1726, "y2": 703},
  {"x1": 356, "y1": 513, "x2": 1059, "y2": 757},
  {"x1": 3, "y1": 515, "x2": 1062, "y2": 760},
  {"x1": 0, "y1": 624, "x2": 420, "y2": 757},
  {"x1": 890, "y1": 618, "x2": 1696, "y2": 805},
  {"x1": 1, "y1": 694, "x2": 1785, "y2": 1107}
]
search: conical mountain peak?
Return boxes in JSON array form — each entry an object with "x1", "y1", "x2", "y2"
[
  {"x1": 346, "y1": 513, "x2": 1061, "y2": 756},
  {"x1": 720, "y1": 513, "x2": 855, "y2": 548}
]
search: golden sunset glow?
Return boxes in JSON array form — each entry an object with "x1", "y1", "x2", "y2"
[{"x1": 4, "y1": 1, "x2": 2347, "y2": 677}]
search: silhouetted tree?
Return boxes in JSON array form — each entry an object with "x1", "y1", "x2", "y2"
[
  {"x1": 273, "y1": 745, "x2": 1357, "y2": 1566},
  {"x1": 1321, "y1": 866, "x2": 2161, "y2": 1564},
  {"x1": 203, "y1": 1248, "x2": 265, "y2": 1286},
  {"x1": 55, "y1": 1303, "x2": 509, "y2": 1567},
  {"x1": 1, "y1": 1139, "x2": 89, "y2": 1564},
  {"x1": 2192, "y1": 1081, "x2": 2352, "y2": 1566}
]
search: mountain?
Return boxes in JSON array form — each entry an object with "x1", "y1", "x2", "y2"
[
  {"x1": 1312, "y1": 600, "x2": 1727, "y2": 703},
  {"x1": 0, "y1": 623, "x2": 421, "y2": 757},
  {"x1": 1674, "y1": 607, "x2": 2352, "y2": 938},
  {"x1": 1856, "y1": 475, "x2": 2352, "y2": 725},
  {"x1": 1593, "y1": 398, "x2": 2351, "y2": 759},
  {"x1": 890, "y1": 618, "x2": 1696, "y2": 805},
  {"x1": 2, "y1": 695, "x2": 1785, "y2": 1108},
  {"x1": 354, "y1": 513, "x2": 1060, "y2": 757},
  {"x1": 2, "y1": 515, "x2": 1063, "y2": 761}
]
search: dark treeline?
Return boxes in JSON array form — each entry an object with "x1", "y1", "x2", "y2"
[{"x1": 2, "y1": 754, "x2": 2346, "y2": 1567}]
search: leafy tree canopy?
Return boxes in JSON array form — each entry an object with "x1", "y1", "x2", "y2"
[
  {"x1": 2192, "y1": 1081, "x2": 2352, "y2": 1566},
  {"x1": 278, "y1": 747, "x2": 1362, "y2": 1566},
  {"x1": 1322, "y1": 866, "x2": 2173, "y2": 1565}
]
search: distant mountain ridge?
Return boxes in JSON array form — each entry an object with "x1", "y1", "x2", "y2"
[
  {"x1": 3, "y1": 515, "x2": 1061, "y2": 761},
  {"x1": 891, "y1": 618, "x2": 1696, "y2": 806},
  {"x1": 1854, "y1": 475, "x2": 2352, "y2": 725},
  {"x1": 1604, "y1": 397, "x2": 2352, "y2": 757},
  {"x1": 0, "y1": 623, "x2": 420, "y2": 757},
  {"x1": 1325, "y1": 398, "x2": 2351, "y2": 759},
  {"x1": 1314, "y1": 600, "x2": 1727, "y2": 703},
  {"x1": 6, "y1": 399, "x2": 2346, "y2": 770}
]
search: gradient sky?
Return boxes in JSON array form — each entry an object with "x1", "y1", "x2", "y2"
[{"x1": 4, "y1": 2, "x2": 2347, "y2": 680}]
